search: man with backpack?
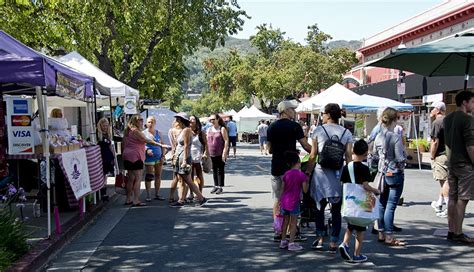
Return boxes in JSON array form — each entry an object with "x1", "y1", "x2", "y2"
[
  {"x1": 267, "y1": 100, "x2": 312, "y2": 241},
  {"x1": 306, "y1": 103, "x2": 353, "y2": 253}
]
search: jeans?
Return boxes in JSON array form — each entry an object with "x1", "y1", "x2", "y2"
[
  {"x1": 211, "y1": 156, "x2": 225, "y2": 187},
  {"x1": 314, "y1": 198, "x2": 341, "y2": 242},
  {"x1": 378, "y1": 172, "x2": 404, "y2": 234}
]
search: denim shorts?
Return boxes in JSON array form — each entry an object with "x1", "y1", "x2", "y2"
[{"x1": 280, "y1": 204, "x2": 300, "y2": 216}]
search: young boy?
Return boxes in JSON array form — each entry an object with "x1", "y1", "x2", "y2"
[{"x1": 338, "y1": 139, "x2": 380, "y2": 263}]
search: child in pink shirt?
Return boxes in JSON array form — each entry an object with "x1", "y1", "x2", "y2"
[{"x1": 279, "y1": 151, "x2": 309, "y2": 251}]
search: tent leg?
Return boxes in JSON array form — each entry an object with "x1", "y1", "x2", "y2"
[
  {"x1": 412, "y1": 114, "x2": 422, "y2": 170},
  {"x1": 36, "y1": 87, "x2": 51, "y2": 238}
]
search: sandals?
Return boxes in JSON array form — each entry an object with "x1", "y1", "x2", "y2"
[
  {"x1": 385, "y1": 238, "x2": 406, "y2": 247},
  {"x1": 131, "y1": 202, "x2": 147, "y2": 207},
  {"x1": 145, "y1": 198, "x2": 152, "y2": 202}
]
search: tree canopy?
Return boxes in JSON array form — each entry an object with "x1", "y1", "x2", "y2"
[{"x1": 0, "y1": 0, "x2": 248, "y2": 108}]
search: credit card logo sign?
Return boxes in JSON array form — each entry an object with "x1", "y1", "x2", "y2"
[
  {"x1": 13, "y1": 100, "x2": 28, "y2": 114},
  {"x1": 11, "y1": 115, "x2": 31, "y2": 126}
]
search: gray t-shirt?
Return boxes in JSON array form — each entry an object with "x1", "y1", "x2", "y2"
[
  {"x1": 310, "y1": 123, "x2": 353, "y2": 205},
  {"x1": 374, "y1": 127, "x2": 406, "y2": 173}
]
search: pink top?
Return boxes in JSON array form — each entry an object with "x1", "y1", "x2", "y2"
[
  {"x1": 207, "y1": 127, "x2": 225, "y2": 157},
  {"x1": 122, "y1": 128, "x2": 146, "y2": 162},
  {"x1": 280, "y1": 169, "x2": 308, "y2": 211}
]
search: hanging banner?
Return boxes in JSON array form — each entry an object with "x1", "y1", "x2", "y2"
[
  {"x1": 6, "y1": 96, "x2": 34, "y2": 155},
  {"x1": 59, "y1": 149, "x2": 91, "y2": 200},
  {"x1": 354, "y1": 118, "x2": 365, "y2": 138},
  {"x1": 56, "y1": 72, "x2": 85, "y2": 100},
  {"x1": 124, "y1": 96, "x2": 137, "y2": 114}
]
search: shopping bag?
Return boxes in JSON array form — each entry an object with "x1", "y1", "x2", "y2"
[
  {"x1": 201, "y1": 156, "x2": 212, "y2": 174},
  {"x1": 342, "y1": 183, "x2": 380, "y2": 227},
  {"x1": 115, "y1": 173, "x2": 128, "y2": 195},
  {"x1": 341, "y1": 162, "x2": 380, "y2": 227},
  {"x1": 273, "y1": 214, "x2": 284, "y2": 233}
]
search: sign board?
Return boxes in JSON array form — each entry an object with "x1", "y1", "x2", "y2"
[
  {"x1": 60, "y1": 149, "x2": 91, "y2": 199},
  {"x1": 397, "y1": 82, "x2": 406, "y2": 95},
  {"x1": 6, "y1": 96, "x2": 34, "y2": 155},
  {"x1": 423, "y1": 93, "x2": 443, "y2": 104},
  {"x1": 123, "y1": 96, "x2": 137, "y2": 114},
  {"x1": 405, "y1": 98, "x2": 423, "y2": 106},
  {"x1": 56, "y1": 72, "x2": 85, "y2": 100}
]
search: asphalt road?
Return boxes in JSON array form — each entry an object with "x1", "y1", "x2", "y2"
[{"x1": 44, "y1": 143, "x2": 474, "y2": 271}]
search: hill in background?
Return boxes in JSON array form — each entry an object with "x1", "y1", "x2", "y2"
[{"x1": 183, "y1": 37, "x2": 362, "y2": 94}]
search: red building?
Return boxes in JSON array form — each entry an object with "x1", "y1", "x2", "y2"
[{"x1": 344, "y1": 0, "x2": 474, "y2": 104}]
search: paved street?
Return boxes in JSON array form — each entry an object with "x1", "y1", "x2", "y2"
[{"x1": 44, "y1": 143, "x2": 474, "y2": 271}]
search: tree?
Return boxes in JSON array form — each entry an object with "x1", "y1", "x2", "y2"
[{"x1": 0, "y1": 0, "x2": 248, "y2": 100}]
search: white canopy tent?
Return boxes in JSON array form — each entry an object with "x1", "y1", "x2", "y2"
[
  {"x1": 140, "y1": 108, "x2": 175, "y2": 146},
  {"x1": 296, "y1": 83, "x2": 360, "y2": 113},
  {"x1": 237, "y1": 105, "x2": 276, "y2": 133},
  {"x1": 59, "y1": 51, "x2": 139, "y2": 100},
  {"x1": 234, "y1": 106, "x2": 249, "y2": 122},
  {"x1": 224, "y1": 109, "x2": 238, "y2": 117}
]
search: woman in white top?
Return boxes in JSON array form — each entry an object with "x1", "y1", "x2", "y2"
[{"x1": 188, "y1": 115, "x2": 209, "y2": 199}]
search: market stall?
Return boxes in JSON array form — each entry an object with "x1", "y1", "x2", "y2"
[
  {"x1": 341, "y1": 94, "x2": 421, "y2": 169},
  {"x1": 0, "y1": 30, "x2": 105, "y2": 237},
  {"x1": 296, "y1": 83, "x2": 360, "y2": 113}
]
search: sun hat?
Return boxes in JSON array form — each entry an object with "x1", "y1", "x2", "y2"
[
  {"x1": 174, "y1": 112, "x2": 190, "y2": 123},
  {"x1": 431, "y1": 101, "x2": 446, "y2": 111}
]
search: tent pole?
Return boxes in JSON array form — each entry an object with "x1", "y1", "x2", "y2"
[
  {"x1": 36, "y1": 87, "x2": 51, "y2": 238},
  {"x1": 412, "y1": 113, "x2": 422, "y2": 170},
  {"x1": 464, "y1": 53, "x2": 471, "y2": 91}
]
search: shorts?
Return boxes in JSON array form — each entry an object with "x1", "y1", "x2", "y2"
[
  {"x1": 144, "y1": 157, "x2": 162, "y2": 166},
  {"x1": 431, "y1": 154, "x2": 448, "y2": 182},
  {"x1": 228, "y1": 136, "x2": 237, "y2": 147},
  {"x1": 259, "y1": 136, "x2": 267, "y2": 145},
  {"x1": 347, "y1": 223, "x2": 367, "y2": 232},
  {"x1": 280, "y1": 204, "x2": 300, "y2": 216},
  {"x1": 123, "y1": 160, "x2": 144, "y2": 171},
  {"x1": 271, "y1": 175, "x2": 283, "y2": 199},
  {"x1": 448, "y1": 163, "x2": 474, "y2": 201}
]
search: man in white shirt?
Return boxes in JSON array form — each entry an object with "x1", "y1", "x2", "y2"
[{"x1": 256, "y1": 119, "x2": 269, "y2": 155}]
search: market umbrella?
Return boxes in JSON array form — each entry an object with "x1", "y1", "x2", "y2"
[{"x1": 368, "y1": 32, "x2": 474, "y2": 90}]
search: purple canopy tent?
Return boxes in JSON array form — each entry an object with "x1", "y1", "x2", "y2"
[{"x1": 0, "y1": 30, "x2": 96, "y2": 237}]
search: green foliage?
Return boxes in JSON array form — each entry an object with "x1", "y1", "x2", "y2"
[
  {"x1": 0, "y1": 0, "x2": 248, "y2": 100},
  {"x1": 0, "y1": 208, "x2": 28, "y2": 270}
]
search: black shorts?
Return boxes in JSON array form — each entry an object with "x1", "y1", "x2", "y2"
[
  {"x1": 347, "y1": 223, "x2": 367, "y2": 232},
  {"x1": 228, "y1": 136, "x2": 237, "y2": 147},
  {"x1": 123, "y1": 160, "x2": 144, "y2": 170}
]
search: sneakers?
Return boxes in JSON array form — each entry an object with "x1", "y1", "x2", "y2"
[
  {"x1": 351, "y1": 254, "x2": 368, "y2": 263},
  {"x1": 431, "y1": 201, "x2": 443, "y2": 213},
  {"x1": 338, "y1": 243, "x2": 351, "y2": 261},
  {"x1": 279, "y1": 239, "x2": 289, "y2": 249},
  {"x1": 196, "y1": 197, "x2": 208, "y2": 207},
  {"x1": 210, "y1": 187, "x2": 219, "y2": 194},
  {"x1": 451, "y1": 233, "x2": 474, "y2": 244},
  {"x1": 170, "y1": 201, "x2": 184, "y2": 208},
  {"x1": 311, "y1": 239, "x2": 324, "y2": 250},
  {"x1": 286, "y1": 233, "x2": 308, "y2": 242},
  {"x1": 288, "y1": 242, "x2": 303, "y2": 251},
  {"x1": 436, "y1": 210, "x2": 448, "y2": 218},
  {"x1": 215, "y1": 187, "x2": 223, "y2": 194}
]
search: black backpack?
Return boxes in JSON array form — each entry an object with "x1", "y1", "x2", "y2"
[{"x1": 318, "y1": 126, "x2": 348, "y2": 170}]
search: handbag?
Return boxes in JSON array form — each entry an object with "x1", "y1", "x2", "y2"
[
  {"x1": 115, "y1": 172, "x2": 128, "y2": 195},
  {"x1": 342, "y1": 162, "x2": 380, "y2": 227},
  {"x1": 201, "y1": 155, "x2": 212, "y2": 174}
]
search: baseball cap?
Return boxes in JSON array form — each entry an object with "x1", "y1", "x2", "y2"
[
  {"x1": 277, "y1": 100, "x2": 298, "y2": 113},
  {"x1": 431, "y1": 101, "x2": 446, "y2": 111}
]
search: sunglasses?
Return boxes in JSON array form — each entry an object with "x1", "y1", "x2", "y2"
[
  {"x1": 209, "y1": 118, "x2": 216, "y2": 121},
  {"x1": 138, "y1": 118, "x2": 144, "y2": 121}
]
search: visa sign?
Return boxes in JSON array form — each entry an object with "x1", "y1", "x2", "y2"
[{"x1": 12, "y1": 130, "x2": 32, "y2": 137}]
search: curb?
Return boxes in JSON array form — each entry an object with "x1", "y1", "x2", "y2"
[{"x1": 7, "y1": 193, "x2": 118, "y2": 272}]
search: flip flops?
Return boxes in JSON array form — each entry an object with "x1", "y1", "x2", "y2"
[
  {"x1": 131, "y1": 202, "x2": 147, "y2": 207},
  {"x1": 385, "y1": 239, "x2": 406, "y2": 247}
]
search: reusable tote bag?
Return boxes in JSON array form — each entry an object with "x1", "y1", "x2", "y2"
[{"x1": 342, "y1": 162, "x2": 380, "y2": 227}]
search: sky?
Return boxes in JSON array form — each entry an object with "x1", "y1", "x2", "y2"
[{"x1": 232, "y1": 0, "x2": 445, "y2": 43}]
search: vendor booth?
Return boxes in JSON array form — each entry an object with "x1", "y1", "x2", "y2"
[
  {"x1": 0, "y1": 30, "x2": 107, "y2": 237},
  {"x1": 236, "y1": 105, "x2": 276, "y2": 133},
  {"x1": 296, "y1": 83, "x2": 360, "y2": 113},
  {"x1": 341, "y1": 95, "x2": 421, "y2": 169}
]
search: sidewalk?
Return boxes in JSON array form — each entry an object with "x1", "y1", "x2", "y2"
[{"x1": 7, "y1": 186, "x2": 117, "y2": 272}]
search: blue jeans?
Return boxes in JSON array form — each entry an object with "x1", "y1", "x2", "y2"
[
  {"x1": 315, "y1": 198, "x2": 341, "y2": 242},
  {"x1": 378, "y1": 172, "x2": 404, "y2": 234}
]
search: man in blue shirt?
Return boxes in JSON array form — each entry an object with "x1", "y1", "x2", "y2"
[{"x1": 227, "y1": 116, "x2": 238, "y2": 158}]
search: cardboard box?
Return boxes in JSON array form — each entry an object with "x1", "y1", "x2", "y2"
[
  {"x1": 405, "y1": 148, "x2": 420, "y2": 165},
  {"x1": 49, "y1": 145, "x2": 62, "y2": 154}
]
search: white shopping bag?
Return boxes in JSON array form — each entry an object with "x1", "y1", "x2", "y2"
[{"x1": 342, "y1": 162, "x2": 380, "y2": 227}]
